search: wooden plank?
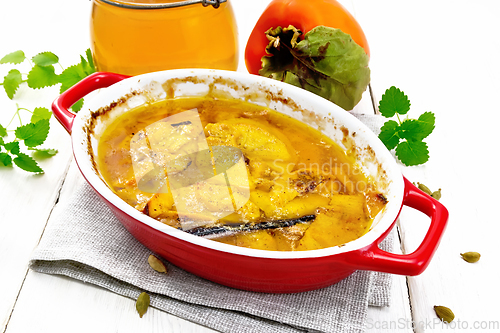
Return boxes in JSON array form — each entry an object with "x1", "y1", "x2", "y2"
[
  {"x1": 354, "y1": 0, "x2": 500, "y2": 332},
  {"x1": 4, "y1": 162, "x2": 214, "y2": 333},
  {"x1": 0, "y1": 135, "x2": 71, "y2": 332},
  {"x1": 0, "y1": 0, "x2": 95, "y2": 330},
  {"x1": 8, "y1": 271, "x2": 218, "y2": 333},
  {"x1": 0, "y1": 74, "x2": 73, "y2": 333}
]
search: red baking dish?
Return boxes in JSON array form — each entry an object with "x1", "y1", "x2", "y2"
[{"x1": 52, "y1": 69, "x2": 448, "y2": 293}]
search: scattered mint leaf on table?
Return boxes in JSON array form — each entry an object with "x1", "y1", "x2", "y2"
[
  {"x1": 395, "y1": 140, "x2": 429, "y2": 166},
  {"x1": 29, "y1": 147, "x2": 58, "y2": 157},
  {"x1": 414, "y1": 111, "x2": 436, "y2": 139},
  {"x1": 59, "y1": 64, "x2": 87, "y2": 92},
  {"x1": 378, "y1": 86, "x2": 435, "y2": 166},
  {"x1": 32, "y1": 51, "x2": 59, "y2": 67},
  {"x1": 59, "y1": 50, "x2": 96, "y2": 112},
  {"x1": 59, "y1": 51, "x2": 96, "y2": 93},
  {"x1": 31, "y1": 107, "x2": 52, "y2": 123},
  {"x1": 0, "y1": 50, "x2": 26, "y2": 64},
  {"x1": 0, "y1": 124, "x2": 7, "y2": 137},
  {"x1": 13, "y1": 152, "x2": 44, "y2": 174},
  {"x1": 3, "y1": 69, "x2": 23, "y2": 99},
  {"x1": 378, "y1": 86, "x2": 410, "y2": 117},
  {"x1": 4, "y1": 141, "x2": 20, "y2": 154},
  {"x1": 15, "y1": 119, "x2": 50, "y2": 147},
  {"x1": 378, "y1": 120, "x2": 400, "y2": 150},
  {"x1": 27, "y1": 64, "x2": 59, "y2": 89},
  {"x1": 0, "y1": 152, "x2": 13, "y2": 167},
  {"x1": 85, "y1": 49, "x2": 95, "y2": 72},
  {"x1": 70, "y1": 98, "x2": 84, "y2": 112},
  {"x1": 0, "y1": 48, "x2": 96, "y2": 173}
]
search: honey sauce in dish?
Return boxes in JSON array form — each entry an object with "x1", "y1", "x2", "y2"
[{"x1": 97, "y1": 97, "x2": 387, "y2": 251}]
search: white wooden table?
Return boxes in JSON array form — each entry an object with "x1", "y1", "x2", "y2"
[{"x1": 1, "y1": 1, "x2": 499, "y2": 332}]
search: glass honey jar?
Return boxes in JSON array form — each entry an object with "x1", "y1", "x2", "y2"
[{"x1": 90, "y1": 0, "x2": 238, "y2": 76}]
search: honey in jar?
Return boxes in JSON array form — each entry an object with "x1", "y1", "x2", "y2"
[{"x1": 90, "y1": 0, "x2": 238, "y2": 76}]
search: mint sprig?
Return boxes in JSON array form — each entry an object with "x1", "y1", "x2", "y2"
[
  {"x1": 1, "y1": 49, "x2": 95, "y2": 111},
  {"x1": 0, "y1": 49, "x2": 96, "y2": 173},
  {"x1": 0, "y1": 110, "x2": 52, "y2": 174},
  {"x1": 378, "y1": 86, "x2": 435, "y2": 166}
]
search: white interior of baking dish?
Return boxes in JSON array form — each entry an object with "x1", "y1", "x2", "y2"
[{"x1": 71, "y1": 69, "x2": 405, "y2": 259}]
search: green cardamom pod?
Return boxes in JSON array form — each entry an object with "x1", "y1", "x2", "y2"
[
  {"x1": 136, "y1": 292, "x2": 150, "y2": 318},
  {"x1": 431, "y1": 189, "x2": 441, "y2": 200},
  {"x1": 148, "y1": 254, "x2": 167, "y2": 273},
  {"x1": 460, "y1": 251, "x2": 481, "y2": 263},
  {"x1": 417, "y1": 182, "x2": 432, "y2": 196},
  {"x1": 434, "y1": 305, "x2": 455, "y2": 323}
]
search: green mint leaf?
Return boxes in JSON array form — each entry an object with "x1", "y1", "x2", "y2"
[
  {"x1": 3, "y1": 69, "x2": 23, "y2": 99},
  {"x1": 32, "y1": 52, "x2": 59, "y2": 67},
  {"x1": 27, "y1": 64, "x2": 59, "y2": 89},
  {"x1": 4, "y1": 141, "x2": 20, "y2": 154},
  {"x1": 71, "y1": 98, "x2": 84, "y2": 112},
  {"x1": 0, "y1": 124, "x2": 7, "y2": 137},
  {"x1": 378, "y1": 86, "x2": 411, "y2": 117},
  {"x1": 14, "y1": 119, "x2": 50, "y2": 147},
  {"x1": 395, "y1": 140, "x2": 429, "y2": 166},
  {"x1": 0, "y1": 152, "x2": 12, "y2": 167},
  {"x1": 260, "y1": 25, "x2": 370, "y2": 111},
  {"x1": 59, "y1": 51, "x2": 96, "y2": 94},
  {"x1": 29, "y1": 147, "x2": 58, "y2": 158},
  {"x1": 79, "y1": 55, "x2": 90, "y2": 74},
  {"x1": 416, "y1": 111, "x2": 435, "y2": 139},
  {"x1": 31, "y1": 107, "x2": 52, "y2": 123},
  {"x1": 59, "y1": 63, "x2": 85, "y2": 93},
  {"x1": 399, "y1": 112, "x2": 435, "y2": 142},
  {"x1": 378, "y1": 120, "x2": 400, "y2": 150},
  {"x1": 13, "y1": 152, "x2": 44, "y2": 173},
  {"x1": 0, "y1": 50, "x2": 26, "y2": 64},
  {"x1": 81, "y1": 55, "x2": 96, "y2": 76},
  {"x1": 398, "y1": 119, "x2": 421, "y2": 141},
  {"x1": 85, "y1": 48, "x2": 96, "y2": 72}
]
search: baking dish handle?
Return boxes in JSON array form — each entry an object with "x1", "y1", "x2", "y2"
[
  {"x1": 352, "y1": 177, "x2": 448, "y2": 276},
  {"x1": 52, "y1": 72, "x2": 130, "y2": 134}
]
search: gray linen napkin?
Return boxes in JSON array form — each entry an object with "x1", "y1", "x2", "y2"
[{"x1": 30, "y1": 114, "x2": 393, "y2": 333}]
